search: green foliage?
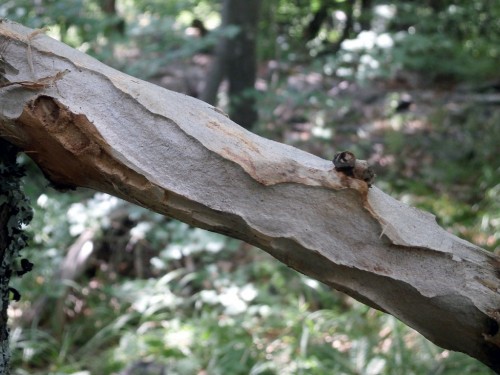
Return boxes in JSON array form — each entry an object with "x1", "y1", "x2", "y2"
[
  {"x1": 0, "y1": 0, "x2": 220, "y2": 80},
  {"x1": 387, "y1": 1, "x2": 500, "y2": 81},
  {"x1": 378, "y1": 103, "x2": 500, "y2": 252},
  {"x1": 1, "y1": 0, "x2": 118, "y2": 46},
  {"x1": 10, "y1": 186, "x2": 496, "y2": 374},
  {"x1": 295, "y1": 2, "x2": 500, "y2": 83}
]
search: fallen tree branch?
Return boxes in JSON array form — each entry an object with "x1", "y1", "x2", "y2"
[{"x1": 1, "y1": 19, "x2": 499, "y2": 371}]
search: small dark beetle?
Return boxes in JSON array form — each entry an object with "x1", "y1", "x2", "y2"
[{"x1": 333, "y1": 151, "x2": 375, "y2": 187}]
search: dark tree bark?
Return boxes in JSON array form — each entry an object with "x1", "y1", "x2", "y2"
[
  {"x1": 359, "y1": 0, "x2": 373, "y2": 31},
  {"x1": 199, "y1": 1, "x2": 231, "y2": 106},
  {"x1": 427, "y1": 0, "x2": 448, "y2": 12},
  {"x1": 0, "y1": 142, "x2": 15, "y2": 374},
  {"x1": 305, "y1": 4, "x2": 329, "y2": 41},
  {"x1": 225, "y1": 0, "x2": 260, "y2": 129},
  {"x1": 333, "y1": 1, "x2": 354, "y2": 53},
  {"x1": 99, "y1": 0, "x2": 125, "y2": 36},
  {"x1": 317, "y1": 0, "x2": 355, "y2": 57},
  {"x1": 0, "y1": 139, "x2": 33, "y2": 374}
]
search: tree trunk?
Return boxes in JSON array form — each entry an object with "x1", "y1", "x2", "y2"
[
  {"x1": 0, "y1": 142, "x2": 15, "y2": 375},
  {"x1": 0, "y1": 139, "x2": 33, "y2": 374},
  {"x1": 99, "y1": 0, "x2": 125, "y2": 36},
  {"x1": 333, "y1": 1, "x2": 354, "y2": 53},
  {"x1": 1, "y1": 20, "x2": 500, "y2": 372},
  {"x1": 318, "y1": 0, "x2": 355, "y2": 57},
  {"x1": 359, "y1": 0, "x2": 373, "y2": 31},
  {"x1": 200, "y1": 0, "x2": 260, "y2": 129},
  {"x1": 305, "y1": 1, "x2": 330, "y2": 41},
  {"x1": 199, "y1": 1, "x2": 230, "y2": 106},
  {"x1": 225, "y1": 0, "x2": 260, "y2": 129}
]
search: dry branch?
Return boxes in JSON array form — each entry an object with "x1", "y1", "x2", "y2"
[{"x1": 1, "y1": 20, "x2": 499, "y2": 371}]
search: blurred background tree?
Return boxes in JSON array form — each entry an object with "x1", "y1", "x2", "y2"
[{"x1": 2, "y1": 0, "x2": 499, "y2": 374}]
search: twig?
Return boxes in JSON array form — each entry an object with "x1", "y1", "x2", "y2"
[{"x1": 0, "y1": 69, "x2": 68, "y2": 91}]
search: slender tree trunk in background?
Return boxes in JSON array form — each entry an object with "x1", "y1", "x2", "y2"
[
  {"x1": 199, "y1": 43, "x2": 226, "y2": 105},
  {"x1": 225, "y1": 0, "x2": 260, "y2": 129},
  {"x1": 100, "y1": 0, "x2": 125, "y2": 36},
  {"x1": 305, "y1": 0, "x2": 340, "y2": 41},
  {"x1": 201, "y1": 0, "x2": 260, "y2": 130},
  {"x1": 305, "y1": 3, "x2": 329, "y2": 41},
  {"x1": 333, "y1": 0, "x2": 354, "y2": 53},
  {"x1": 359, "y1": 0, "x2": 373, "y2": 30},
  {"x1": 100, "y1": 0, "x2": 118, "y2": 17},
  {"x1": 428, "y1": 0, "x2": 447, "y2": 12},
  {"x1": 200, "y1": 1, "x2": 230, "y2": 106},
  {"x1": 317, "y1": 0, "x2": 355, "y2": 57}
]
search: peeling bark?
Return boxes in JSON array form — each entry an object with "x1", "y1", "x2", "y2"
[{"x1": 0, "y1": 20, "x2": 499, "y2": 371}]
